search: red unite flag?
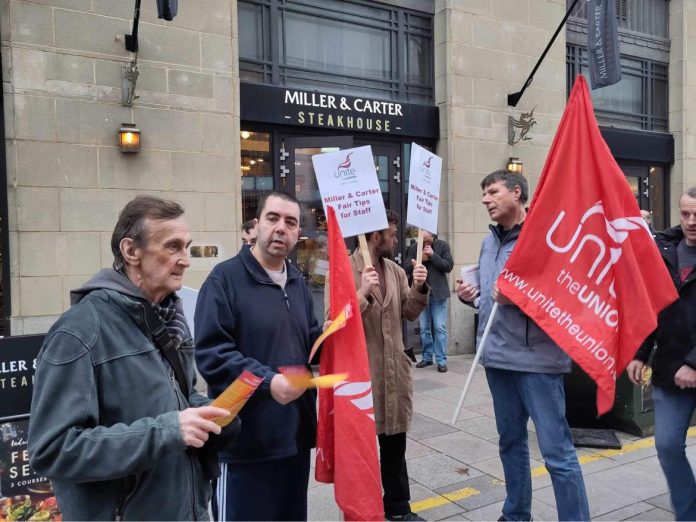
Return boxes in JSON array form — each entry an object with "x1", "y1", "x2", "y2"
[
  {"x1": 497, "y1": 75, "x2": 677, "y2": 415},
  {"x1": 315, "y1": 206, "x2": 384, "y2": 521}
]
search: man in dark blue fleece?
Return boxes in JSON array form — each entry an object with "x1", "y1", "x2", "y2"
[
  {"x1": 195, "y1": 191, "x2": 322, "y2": 521},
  {"x1": 28, "y1": 195, "x2": 233, "y2": 521}
]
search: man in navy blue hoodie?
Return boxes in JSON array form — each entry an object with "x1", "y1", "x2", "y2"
[{"x1": 195, "y1": 191, "x2": 322, "y2": 521}]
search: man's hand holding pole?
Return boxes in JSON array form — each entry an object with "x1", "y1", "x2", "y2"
[{"x1": 410, "y1": 261, "x2": 427, "y2": 290}]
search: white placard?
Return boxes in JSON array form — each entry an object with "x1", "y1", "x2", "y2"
[
  {"x1": 459, "y1": 265, "x2": 480, "y2": 290},
  {"x1": 311, "y1": 145, "x2": 388, "y2": 238},
  {"x1": 406, "y1": 143, "x2": 442, "y2": 234},
  {"x1": 178, "y1": 286, "x2": 199, "y2": 336}
]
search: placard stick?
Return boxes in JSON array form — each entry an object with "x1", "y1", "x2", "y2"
[
  {"x1": 451, "y1": 302, "x2": 499, "y2": 425},
  {"x1": 415, "y1": 228, "x2": 425, "y2": 265},
  {"x1": 358, "y1": 234, "x2": 373, "y2": 268}
]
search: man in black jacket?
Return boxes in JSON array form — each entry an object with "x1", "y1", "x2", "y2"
[
  {"x1": 195, "y1": 191, "x2": 322, "y2": 521},
  {"x1": 405, "y1": 231, "x2": 454, "y2": 372},
  {"x1": 627, "y1": 187, "x2": 696, "y2": 521}
]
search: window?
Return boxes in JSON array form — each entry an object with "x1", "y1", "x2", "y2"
[
  {"x1": 238, "y1": 1, "x2": 272, "y2": 83},
  {"x1": 566, "y1": 45, "x2": 668, "y2": 132},
  {"x1": 240, "y1": 130, "x2": 273, "y2": 222},
  {"x1": 567, "y1": 0, "x2": 668, "y2": 38},
  {"x1": 239, "y1": 0, "x2": 434, "y2": 103}
]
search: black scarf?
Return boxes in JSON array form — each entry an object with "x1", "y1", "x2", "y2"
[{"x1": 150, "y1": 295, "x2": 188, "y2": 351}]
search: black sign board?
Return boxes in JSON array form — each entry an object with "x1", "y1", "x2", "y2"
[
  {"x1": 0, "y1": 417, "x2": 58, "y2": 518},
  {"x1": 240, "y1": 82, "x2": 439, "y2": 139},
  {"x1": 0, "y1": 335, "x2": 58, "y2": 520},
  {"x1": 0, "y1": 335, "x2": 44, "y2": 421},
  {"x1": 0, "y1": 418, "x2": 53, "y2": 497}
]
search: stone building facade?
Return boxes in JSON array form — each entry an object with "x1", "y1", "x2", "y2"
[
  {"x1": 1, "y1": 0, "x2": 695, "y2": 353},
  {"x1": 1, "y1": 0, "x2": 240, "y2": 334}
]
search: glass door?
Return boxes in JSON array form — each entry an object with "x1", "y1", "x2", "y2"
[
  {"x1": 356, "y1": 141, "x2": 404, "y2": 262},
  {"x1": 283, "y1": 135, "x2": 353, "y2": 324},
  {"x1": 620, "y1": 163, "x2": 668, "y2": 231}
]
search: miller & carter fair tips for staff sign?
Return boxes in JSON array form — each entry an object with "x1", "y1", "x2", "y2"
[
  {"x1": 311, "y1": 145, "x2": 388, "y2": 238},
  {"x1": 406, "y1": 143, "x2": 442, "y2": 234}
]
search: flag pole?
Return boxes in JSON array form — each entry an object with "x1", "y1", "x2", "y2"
[
  {"x1": 507, "y1": 0, "x2": 581, "y2": 106},
  {"x1": 451, "y1": 302, "x2": 499, "y2": 425}
]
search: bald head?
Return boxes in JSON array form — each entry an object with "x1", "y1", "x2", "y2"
[
  {"x1": 679, "y1": 188, "x2": 696, "y2": 246},
  {"x1": 640, "y1": 210, "x2": 652, "y2": 225}
]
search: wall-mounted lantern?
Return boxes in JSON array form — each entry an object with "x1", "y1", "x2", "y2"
[
  {"x1": 506, "y1": 157, "x2": 523, "y2": 174},
  {"x1": 118, "y1": 123, "x2": 141, "y2": 153}
]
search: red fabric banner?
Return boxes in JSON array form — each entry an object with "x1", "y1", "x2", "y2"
[
  {"x1": 497, "y1": 75, "x2": 677, "y2": 415},
  {"x1": 315, "y1": 206, "x2": 384, "y2": 521}
]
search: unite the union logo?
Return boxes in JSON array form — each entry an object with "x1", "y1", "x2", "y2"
[
  {"x1": 334, "y1": 381, "x2": 375, "y2": 421},
  {"x1": 545, "y1": 201, "x2": 649, "y2": 329},
  {"x1": 334, "y1": 152, "x2": 357, "y2": 179},
  {"x1": 420, "y1": 155, "x2": 433, "y2": 181},
  {"x1": 337, "y1": 152, "x2": 353, "y2": 169}
]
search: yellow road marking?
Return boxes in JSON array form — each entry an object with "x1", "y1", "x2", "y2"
[
  {"x1": 412, "y1": 427, "x2": 696, "y2": 513},
  {"x1": 531, "y1": 426, "x2": 696, "y2": 478},
  {"x1": 411, "y1": 487, "x2": 480, "y2": 512}
]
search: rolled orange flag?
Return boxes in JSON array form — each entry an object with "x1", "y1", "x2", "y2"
[
  {"x1": 308, "y1": 303, "x2": 352, "y2": 363},
  {"x1": 279, "y1": 365, "x2": 348, "y2": 389}
]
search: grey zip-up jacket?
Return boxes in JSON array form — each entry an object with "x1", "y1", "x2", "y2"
[
  {"x1": 477, "y1": 224, "x2": 572, "y2": 374},
  {"x1": 28, "y1": 269, "x2": 213, "y2": 521}
]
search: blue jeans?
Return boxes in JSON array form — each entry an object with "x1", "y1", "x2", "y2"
[
  {"x1": 652, "y1": 386, "x2": 696, "y2": 521},
  {"x1": 419, "y1": 298, "x2": 448, "y2": 365},
  {"x1": 485, "y1": 368, "x2": 590, "y2": 521}
]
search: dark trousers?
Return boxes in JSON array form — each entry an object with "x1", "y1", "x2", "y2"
[
  {"x1": 213, "y1": 449, "x2": 311, "y2": 521},
  {"x1": 378, "y1": 432, "x2": 411, "y2": 517}
]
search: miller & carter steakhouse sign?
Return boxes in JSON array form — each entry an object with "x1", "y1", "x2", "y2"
[{"x1": 240, "y1": 82, "x2": 439, "y2": 139}]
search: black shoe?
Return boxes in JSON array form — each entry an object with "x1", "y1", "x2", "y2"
[
  {"x1": 386, "y1": 512, "x2": 425, "y2": 521},
  {"x1": 415, "y1": 360, "x2": 433, "y2": 368},
  {"x1": 404, "y1": 347, "x2": 417, "y2": 363},
  {"x1": 437, "y1": 364, "x2": 448, "y2": 373}
]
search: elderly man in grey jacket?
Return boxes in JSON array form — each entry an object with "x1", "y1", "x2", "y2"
[
  {"x1": 28, "y1": 195, "x2": 237, "y2": 521},
  {"x1": 456, "y1": 171, "x2": 589, "y2": 522}
]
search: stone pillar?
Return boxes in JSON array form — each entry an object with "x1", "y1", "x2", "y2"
[
  {"x1": 669, "y1": 0, "x2": 696, "y2": 216},
  {"x1": 434, "y1": 0, "x2": 566, "y2": 354}
]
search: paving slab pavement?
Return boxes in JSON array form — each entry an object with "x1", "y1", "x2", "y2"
[{"x1": 308, "y1": 355, "x2": 696, "y2": 521}]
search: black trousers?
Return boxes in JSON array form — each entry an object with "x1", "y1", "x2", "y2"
[
  {"x1": 212, "y1": 449, "x2": 310, "y2": 521},
  {"x1": 378, "y1": 432, "x2": 411, "y2": 517}
]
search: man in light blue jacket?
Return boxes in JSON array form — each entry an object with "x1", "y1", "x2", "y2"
[{"x1": 456, "y1": 171, "x2": 589, "y2": 522}]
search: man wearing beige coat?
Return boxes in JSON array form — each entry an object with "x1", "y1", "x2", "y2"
[{"x1": 345, "y1": 210, "x2": 428, "y2": 521}]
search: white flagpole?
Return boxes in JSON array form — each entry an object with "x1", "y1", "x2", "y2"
[{"x1": 451, "y1": 302, "x2": 499, "y2": 425}]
